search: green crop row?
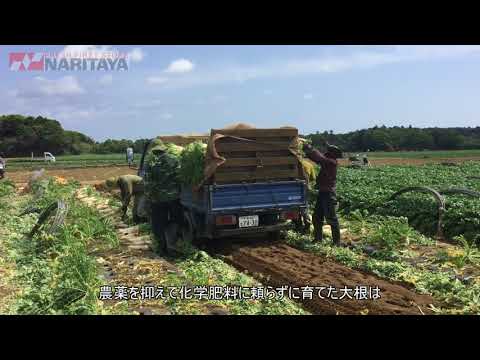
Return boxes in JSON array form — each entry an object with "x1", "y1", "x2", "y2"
[
  {"x1": 335, "y1": 162, "x2": 480, "y2": 243},
  {"x1": 1, "y1": 178, "x2": 119, "y2": 314}
]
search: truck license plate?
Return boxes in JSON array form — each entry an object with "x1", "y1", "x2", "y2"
[{"x1": 239, "y1": 215, "x2": 259, "y2": 228}]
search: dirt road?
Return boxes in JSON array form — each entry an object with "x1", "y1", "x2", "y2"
[
  {"x1": 7, "y1": 166, "x2": 137, "y2": 185},
  {"x1": 213, "y1": 240, "x2": 434, "y2": 315}
]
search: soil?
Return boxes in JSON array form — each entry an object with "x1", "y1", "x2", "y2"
[
  {"x1": 212, "y1": 240, "x2": 435, "y2": 315},
  {"x1": 6, "y1": 166, "x2": 137, "y2": 185}
]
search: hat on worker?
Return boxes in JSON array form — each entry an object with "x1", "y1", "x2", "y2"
[
  {"x1": 327, "y1": 144, "x2": 343, "y2": 158},
  {"x1": 105, "y1": 177, "x2": 118, "y2": 188},
  {"x1": 150, "y1": 138, "x2": 167, "y2": 154}
]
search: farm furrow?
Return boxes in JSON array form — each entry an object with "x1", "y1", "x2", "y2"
[
  {"x1": 210, "y1": 240, "x2": 435, "y2": 315},
  {"x1": 75, "y1": 187, "x2": 153, "y2": 251},
  {"x1": 75, "y1": 186, "x2": 179, "y2": 315}
]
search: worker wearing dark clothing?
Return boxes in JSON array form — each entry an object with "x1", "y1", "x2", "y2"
[
  {"x1": 363, "y1": 155, "x2": 369, "y2": 166},
  {"x1": 303, "y1": 142, "x2": 343, "y2": 245},
  {"x1": 143, "y1": 139, "x2": 182, "y2": 253},
  {"x1": 0, "y1": 156, "x2": 5, "y2": 179}
]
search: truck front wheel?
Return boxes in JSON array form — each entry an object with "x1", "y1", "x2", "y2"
[{"x1": 269, "y1": 230, "x2": 281, "y2": 242}]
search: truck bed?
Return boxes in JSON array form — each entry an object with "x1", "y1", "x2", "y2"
[{"x1": 180, "y1": 180, "x2": 307, "y2": 213}]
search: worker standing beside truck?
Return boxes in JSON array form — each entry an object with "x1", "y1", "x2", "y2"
[
  {"x1": 302, "y1": 140, "x2": 343, "y2": 245},
  {"x1": 143, "y1": 139, "x2": 182, "y2": 253}
]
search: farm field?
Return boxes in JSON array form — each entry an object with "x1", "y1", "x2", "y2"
[
  {"x1": 336, "y1": 162, "x2": 480, "y2": 242},
  {"x1": 5, "y1": 150, "x2": 480, "y2": 173},
  {"x1": 366, "y1": 149, "x2": 480, "y2": 159},
  {"x1": 5, "y1": 153, "x2": 142, "y2": 171},
  {"x1": 1, "y1": 157, "x2": 479, "y2": 315}
]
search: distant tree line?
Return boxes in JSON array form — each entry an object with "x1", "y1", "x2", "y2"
[
  {"x1": 0, "y1": 114, "x2": 95, "y2": 156},
  {"x1": 305, "y1": 125, "x2": 480, "y2": 152},
  {"x1": 0, "y1": 115, "x2": 151, "y2": 157},
  {"x1": 1, "y1": 115, "x2": 479, "y2": 157}
]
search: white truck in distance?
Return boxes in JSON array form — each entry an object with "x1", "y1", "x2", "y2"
[{"x1": 30, "y1": 152, "x2": 56, "y2": 162}]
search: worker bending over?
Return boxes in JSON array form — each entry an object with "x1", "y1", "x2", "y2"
[{"x1": 106, "y1": 174, "x2": 145, "y2": 222}]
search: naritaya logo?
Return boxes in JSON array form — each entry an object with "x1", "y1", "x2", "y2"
[
  {"x1": 9, "y1": 51, "x2": 129, "y2": 72},
  {"x1": 9, "y1": 53, "x2": 45, "y2": 71}
]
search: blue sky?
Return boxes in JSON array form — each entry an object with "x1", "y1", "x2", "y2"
[{"x1": 1, "y1": 45, "x2": 480, "y2": 141}]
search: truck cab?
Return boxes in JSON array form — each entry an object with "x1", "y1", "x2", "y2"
[{"x1": 44, "y1": 152, "x2": 56, "y2": 162}]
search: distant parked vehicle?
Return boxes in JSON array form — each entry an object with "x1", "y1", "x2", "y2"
[{"x1": 30, "y1": 152, "x2": 56, "y2": 162}]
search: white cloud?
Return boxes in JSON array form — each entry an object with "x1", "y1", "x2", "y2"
[
  {"x1": 146, "y1": 76, "x2": 168, "y2": 85},
  {"x1": 134, "y1": 99, "x2": 164, "y2": 108},
  {"x1": 6, "y1": 89, "x2": 18, "y2": 97},
  {"x1": 15, "y1": 76, "x2": 85, "y2": 98},
  {"x1": 303, "y1": 93, "x2": 313, "y2": 100},
  {"x1": 164, "y1": 58, "x2": 195, "y2": 73},
  {"x1": 38, "y1": 76, "x2": 85, "y2": 96},
  {"x1": 211, "y1": 95, "x2": 228, "y2": 103},
  {"x1": 99, "y1": 74, "x2": 113, "y2": 85},
  {"x1": 128, "y1": 48, "x2": 145, "y2": 62},
  {"x1": 57, "y1": 109, "x2": 92, "y2": 120},
  {"x1": 156, "y1": 45, "x2": 480, "y2": 89},
  {"x1": 160, "y1": 113, "x2": 173, "y2": 120}
]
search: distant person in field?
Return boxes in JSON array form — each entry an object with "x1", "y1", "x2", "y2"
[
  {"x1": 126, "y1": 147, "x2": 134, "y2": 168},
  {"x1": 301, "y1": 140, "x2": 343, "y2": 246},
  {"x1": 0, "y1": 153, "x2": 6, "y2": 179},
  {"x1": 363, "y1": 154, "x2": 369, "y2": 167}
]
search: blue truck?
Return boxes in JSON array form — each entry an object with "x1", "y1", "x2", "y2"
[
  {"x1": 179, "y1": 180, "x2": 307, "y2": 242},
  {"x1": 138, "y1": 128, "x2": 308, "y2": 253}
]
